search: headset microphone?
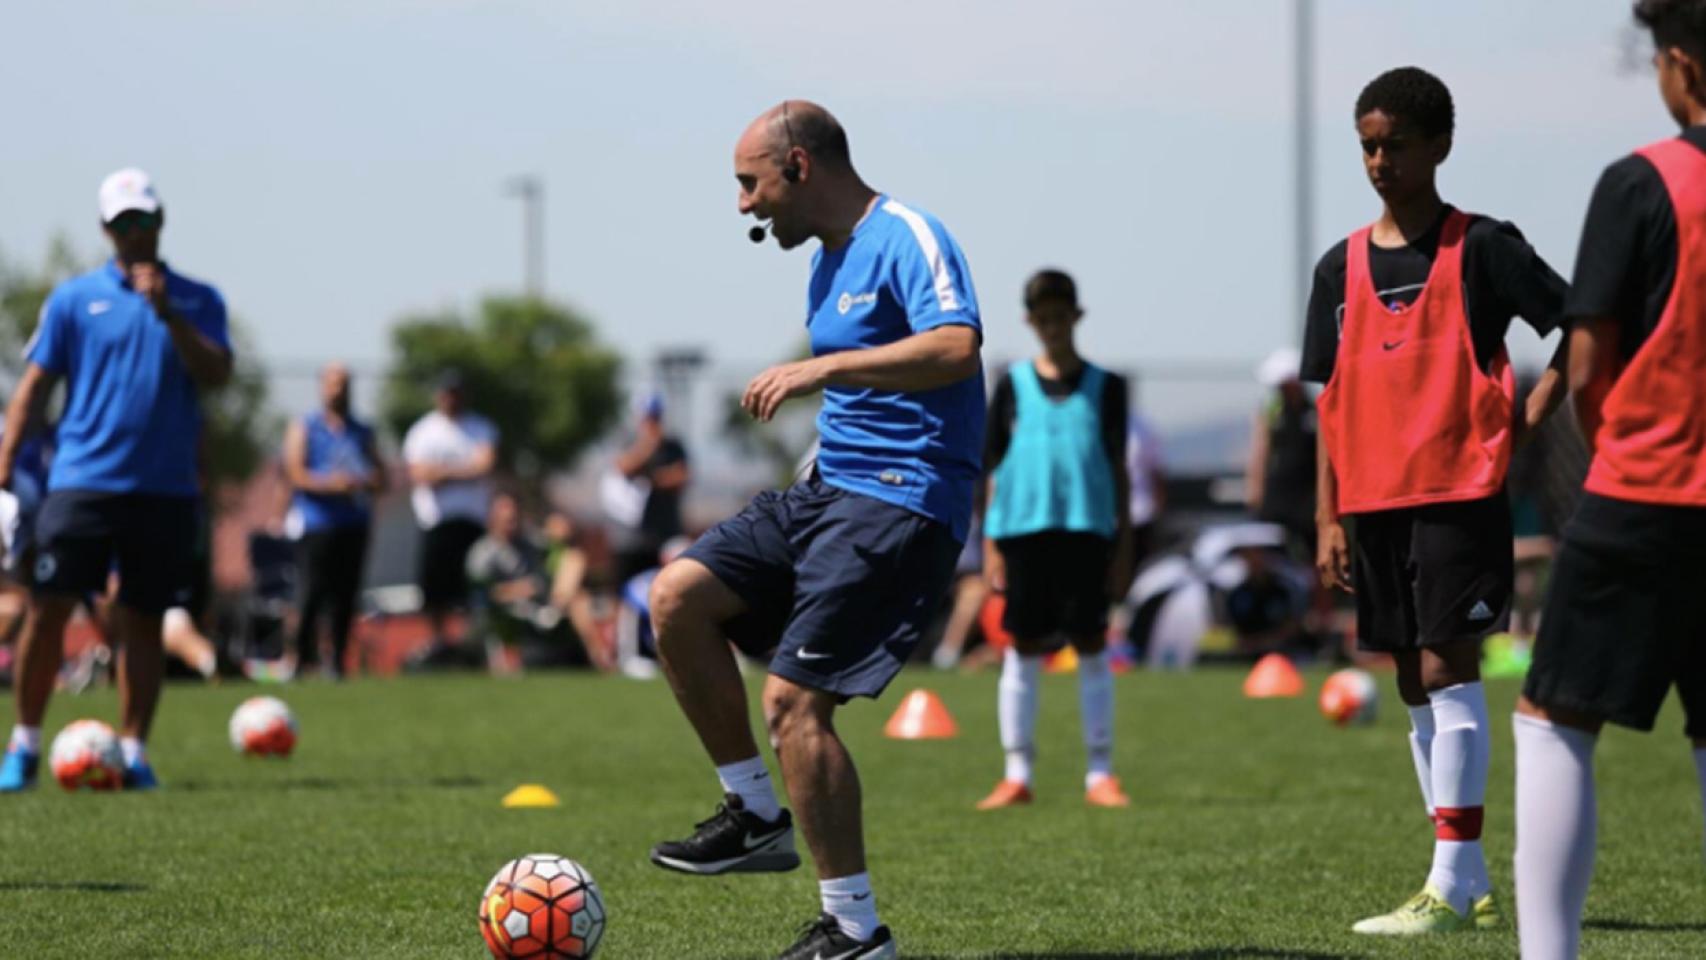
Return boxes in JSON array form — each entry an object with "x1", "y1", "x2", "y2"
[{"x1": 748, "y1": 221, "x2": 770, "y2": 243}]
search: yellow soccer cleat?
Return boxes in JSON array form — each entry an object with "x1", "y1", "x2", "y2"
[
  {"x1": 1471, "y1": 892, "x2": 1503, "y2": 930},
  {"x1": 1351, "y1": 885, "x2": 1470, "y2": 935}
]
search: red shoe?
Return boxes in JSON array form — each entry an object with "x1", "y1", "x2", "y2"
[
  {"x1": 975, "y1": 779, "x2": 1034, "y2": 810},
  {"x1": 1085, "y1": 776, "x2": 1131, "y2": 808}
]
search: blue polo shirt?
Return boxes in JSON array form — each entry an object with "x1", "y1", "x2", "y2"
[
  {"x1": 807, "y1": 196, "x2": 985, "y2": 542},
  {"x1": 27, "y1": 260, "x2": 230, "y2": 497}
]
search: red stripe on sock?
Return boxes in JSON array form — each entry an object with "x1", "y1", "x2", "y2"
[{"x1": 1435, "y1": 806, "x2": 1484, "y2": 841}]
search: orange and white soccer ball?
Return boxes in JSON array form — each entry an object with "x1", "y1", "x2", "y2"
[
  {"x1": 228, "y1": 696, "x2": 297, "y2": 757},
  {"x1": 479, "y1": 854, "x2": 605, "y2": 959},
  {"x1": 49, "y1": 719, "x2": 123, "y2": 791},
  {"x1": 1319, "y1": 668, "x2": 1379, "y2": 726}
]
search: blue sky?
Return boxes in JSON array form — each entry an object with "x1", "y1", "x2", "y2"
[{"x1": 0, "y1": 1, "x2": 1665, "y2": 420}]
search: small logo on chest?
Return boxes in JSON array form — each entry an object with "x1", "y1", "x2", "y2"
[
  {"x1": 837, "y1": 291, "x2": 877, "y2": 315},
  {"x1": 87, "y1": 300, "x2": 112, "y2": 316},
  {"x1": 1381, "y1": 339, "x2": 1406, "y2": 352}
]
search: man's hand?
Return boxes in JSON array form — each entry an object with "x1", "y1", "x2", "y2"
[
  {"x1": 129, "y1": 262, "x2": 172, "y2": 319},
  {"x1": 1317, "y1": 520, "x2": 1353, "y2": 593},
  {"x1": 742, "y1": 358, "x2": 828, "y2": 423}
]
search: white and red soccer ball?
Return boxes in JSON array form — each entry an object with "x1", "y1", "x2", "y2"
[
  {"x1": 228, "y1": 696, "x2": 297, "y2": 757},
  {"x1": 1319, "y1": 668, "x2": 1380, "y2": 726},
  {"x1": 49, "y1": 719, "x2": 123, "y2": 791},
  {"x1": 479, "y1": 855, "x2": 606, "y2": 959}
]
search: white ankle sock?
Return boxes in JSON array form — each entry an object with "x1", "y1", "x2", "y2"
[
  {"x1": 715, "y1": 756, "x2": 780, "y2": 822},
  {"x1": 1514, "y1": 713, "x2": 1597, "y2": 960},
  {"x1": 999, "y1": 649, "x2": 1042, "y2": 785},
  {"x1": 1078, "y1": 650, "x2": 1114, "y2": 787},
  {"x1": 8, "y1": 725, "x2": 40, "y2": 753},
  {"x1": 1694, "y1": 747, "x2": 1706, "y2": 866},
  {"x1": 1428, "y1": 683, "x2": 1490, "y2": 912},
  {"x1": 1407, "y1": 703, "x2": 1436, "y2": 821},
  {"x1": 820, "y1": 872, "x2": 879, "y2": 941},
  {"x1": 120, "y1": 737, "x2": 146, "y2": 767}
]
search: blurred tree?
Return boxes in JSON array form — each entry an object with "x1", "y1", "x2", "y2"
[
  {"x1": 382, "y1": 296, "x2": 623, "y2": 480},
  {"x1": 0, "y1": 238, "x2": 277, "y2": 491}
]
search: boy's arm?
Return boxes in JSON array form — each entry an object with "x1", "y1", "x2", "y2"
[
  {"x1": 1315, "y1": 423, "x2": 1351, "y2": 592},
  {"x1": 1566, "y1": 320, "x2": 1619, "y2": 455}
]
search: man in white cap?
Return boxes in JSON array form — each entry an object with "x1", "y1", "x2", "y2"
[{"x1": 0, "y1": 168, "x2": 232, "y2": 791}]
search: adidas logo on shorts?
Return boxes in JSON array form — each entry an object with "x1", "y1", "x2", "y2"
[{"x1": 1467, "y1": 600, "x2": 1495, "y2": 622}]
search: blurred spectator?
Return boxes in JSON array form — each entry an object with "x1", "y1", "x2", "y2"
[
  {"x1": 929, "y1": 504, "x2": 990, "y2": 670},
  {"x1": 1126, "y1": 407, "x2": 1167, "y2": 570},
  {"x1": 1245, "y1": 348, "x2": 1318, "y2": 559},
  {"x1": 543, "y1": 511, "x2": 611, "y2": 669},
  {"x1": 402, "y1": 370, "x2": 497, "y2": 659},
  {"x1": 607, "y1": 393, "x2": 690, "y2": 584},
  {"x1": 465, "y1": 493, "x2": 592, "y2": 672},
  {"x1": 282, "y1": 362, "x2": 384, "y2": 678}
]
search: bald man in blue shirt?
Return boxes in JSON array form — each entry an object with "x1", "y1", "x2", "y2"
[
  {"x1": 644, "y1": 101, "x2": 983, "y2": 960},
  {"x1": 0, "y1": 168, "x2": 232, "y2": 793}
]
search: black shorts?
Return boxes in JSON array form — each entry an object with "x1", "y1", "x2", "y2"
[
  {"x1": 33, "y1": 490, "x2": 199, "y2": 614},
  {"x1": 417, "y1": 518, "x2": 485, "y2": 608},
  {"x1": 1351, "y1": 493, "x2": 1513, "y2": 652},
  {"x1": 1524, "y1": 494, "x2": 1706, "y2": 738},
  {"x1": 681, "y1": 474, "x2": 961, "y2": 700},
  {"x1": 995, "y1": 530, "x2": 1113, "y2": 646}
]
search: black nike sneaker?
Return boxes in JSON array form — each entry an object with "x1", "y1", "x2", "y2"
[
  {"x1": 777, "y1": 914, "x2": 896, "y2": 960},
  {"x1": 649, "y1": 793, "x2": 800, "y2": 875}
]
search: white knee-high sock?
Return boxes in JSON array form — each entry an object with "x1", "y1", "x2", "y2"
[
  {"x1": 998, "y1": 648, "x2": 1042, "y2": 785},
  {"x1": 1514, "y1": 713, "x2": 1597, "y2": 960},
  {"x1": 1694, "y1": 747, "x2": 1706, "y2": 866},
  {"x1": 1428, "y1": 682, "x2": 1491, "y2": 912},
  {"x1": 1408, "y1": 703, "x2": 1437, "y2": 821},
  {"x1": 1077, "y1": 650, "x2": 1114, "y2": 787}
]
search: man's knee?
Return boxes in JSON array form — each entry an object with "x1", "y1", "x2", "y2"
[
  {"x1": 763, "y1": 679, "x2": 832, "y2": 744},
  {"x1": 651, "y1": 561, "x2": 739, "y2": 636}
]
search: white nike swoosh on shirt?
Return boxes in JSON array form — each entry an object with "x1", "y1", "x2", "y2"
[
  {"x1": 87, "y1": 301, "x2": 111, "y2": 315},
  {"x1": 795, "y1": 649, "x2": 834, "y2": 661}
]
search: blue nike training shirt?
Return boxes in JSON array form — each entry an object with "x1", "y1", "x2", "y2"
[
  {"x1": 28, "y1": 260, "x2": 231, "y2": 497},
  {"x1": 807, "y1": 196, "x2": 985, "y2": 542}
]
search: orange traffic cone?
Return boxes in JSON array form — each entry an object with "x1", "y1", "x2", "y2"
[
  {"x1": 1243, "y1": 653, "x2": 1305, "y2": 698},
  {"x1": 884, "y1": 689, "x2": 959, "y2": 739}
]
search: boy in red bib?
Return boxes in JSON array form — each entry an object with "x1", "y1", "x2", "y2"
[
  {"x1": 1516, "y1": 3, "x2": 1706, "y2": 957},
  {"x1": 1301, "y1": 67, "x2": 1569, "y2": 935}
]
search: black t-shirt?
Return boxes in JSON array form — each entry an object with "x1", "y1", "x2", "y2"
[
  {"x1": 1561, "y1": 127, "x2": 1706, "y2": 549},
  {"x1": 1300, "y1": 207, "x2": 1568, "y2": 385},
  {"x1": 639, "y1": 437, "x2": 687, "y2": 543},
  {"x1": 984, "y1": 364, "x2": 1128, "y2": 474}
]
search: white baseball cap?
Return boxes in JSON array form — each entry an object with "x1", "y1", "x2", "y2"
[
  {"x1": 98, "y1": 168, "x2": 162, "y2": 224},
  {"x1": 1257, "y1": 347, "x2": 1302, "y2": 388}
]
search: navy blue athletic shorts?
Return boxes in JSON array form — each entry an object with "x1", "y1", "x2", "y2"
[
  {"x1": 682, "y1": 473, "x2": 961, "y2": 699},
  {"x1": 34, "y1": 490, "x2": 199, "y2": 614}
]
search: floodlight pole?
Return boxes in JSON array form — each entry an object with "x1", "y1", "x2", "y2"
[
  {"x1": 1293, "y1": 0, "x2": 1315, "y2": 342},
  {"x1": 505, "y1": 175, "x2": 545, "y2": 299}
]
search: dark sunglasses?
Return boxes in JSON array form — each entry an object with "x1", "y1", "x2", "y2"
[{"x1": 107, "y1": 211, "x2": 162, "y2": 235}]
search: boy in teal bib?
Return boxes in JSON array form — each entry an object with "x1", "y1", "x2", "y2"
[{"x1": 979, "y1": 269, "x2": 1135, "y2": 810}]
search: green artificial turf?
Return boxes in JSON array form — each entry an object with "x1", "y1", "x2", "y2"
[{"x1": 0, "y1": 668, "x2": 1700, "y2": 958}]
